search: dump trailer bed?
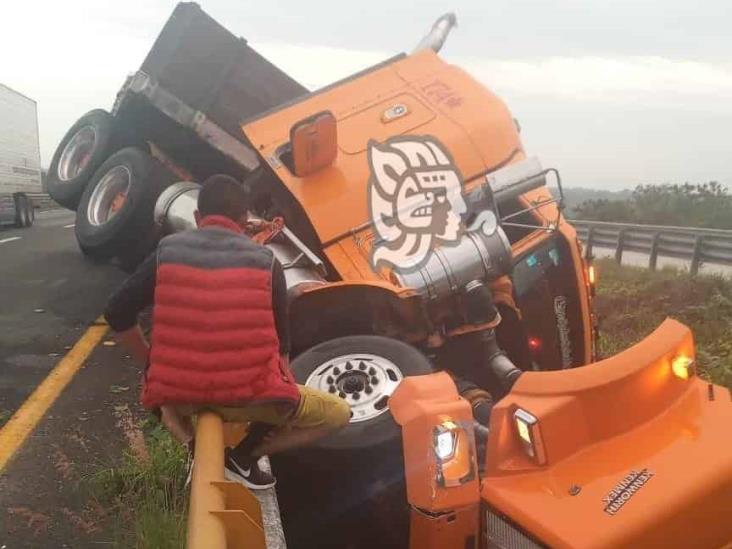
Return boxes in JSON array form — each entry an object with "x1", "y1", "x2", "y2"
[
  {"x1": 109, "y1": 3, "x2": 310, "y2": 184},
  {"x1": 46, "y1": 1, "x2": 313, "y2": 259},
  {"x1": 138, "y1": 1, "x2": 307, "y2": 145}
]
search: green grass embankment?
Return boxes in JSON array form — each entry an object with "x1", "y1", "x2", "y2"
[{"x1": 595, "y1": 258, "x2": 732, "y2": 389}]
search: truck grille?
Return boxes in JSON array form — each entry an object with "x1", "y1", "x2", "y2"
[{"x1": 485, "y1": 510, "x2": 545, "y2": 549}]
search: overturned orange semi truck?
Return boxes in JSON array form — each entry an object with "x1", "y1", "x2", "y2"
[{"x1": 47, "y1": 4, "x2": 732, "y2": 548}]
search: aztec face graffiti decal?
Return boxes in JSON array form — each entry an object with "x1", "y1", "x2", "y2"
[{"x1": 367, "y1": 136, "x2": 479, "y2": 272}]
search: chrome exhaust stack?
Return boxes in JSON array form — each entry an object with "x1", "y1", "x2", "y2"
[{"x1": 413, "y1": 13, "x2": 457, "y2": 53}]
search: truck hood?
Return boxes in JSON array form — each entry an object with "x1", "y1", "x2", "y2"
[{"x1": 482, "y1": 318, "x2": 732, "y2": 548}]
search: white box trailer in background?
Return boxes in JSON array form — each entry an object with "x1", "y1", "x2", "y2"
[{"x1": 0, "y1": 83, "x2": 41, "y2": 227}]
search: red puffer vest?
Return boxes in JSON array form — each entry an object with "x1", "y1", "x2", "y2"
[{"x1": 141, "y1": 215, "x2": 300, "y2": 409}]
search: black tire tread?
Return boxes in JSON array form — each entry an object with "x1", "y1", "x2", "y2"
[
  {"x1": 47, "y1": 110, "x2": 115, "y2": 210},
  {"x1": 75, "y1": 147, "x2": 175, "y2": 262}
]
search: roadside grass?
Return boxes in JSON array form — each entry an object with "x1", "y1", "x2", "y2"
[
  {"x1": 0, "y1": 409, "x2": 10, "y2": 427},
  {"x1": 89, "y1": 417, "x2": 188, "y2": 548},
  {"x1": 594, "y1": 258, "x2": 732, "y2": 389}
]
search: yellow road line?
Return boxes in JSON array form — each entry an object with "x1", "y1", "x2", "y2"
[{"x1": 0, "y1": 317, "x2": 109, "y2": 473}]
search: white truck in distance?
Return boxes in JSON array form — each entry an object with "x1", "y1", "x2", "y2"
[{"x1": 0, "y1": 84, "x2": 41, "y2": 228}]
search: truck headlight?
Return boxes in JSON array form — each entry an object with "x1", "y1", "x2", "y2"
[
  {"x1": 435, "y1": 429, "x2": 457, "y2": 460},
  {"x1": 433, "y1": 419, "x2": 475, "y2": 487}
]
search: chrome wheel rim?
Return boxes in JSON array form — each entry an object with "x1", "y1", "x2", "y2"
[
  {"x1": 86, "y1": 165, "x2": 131, "y2": 226},
  {"x1": 304, "y1": 353, "x2": 404, "y2": 423},
  {"x1": 58, "y1": 126, "x2": 96, "y2": 181}
]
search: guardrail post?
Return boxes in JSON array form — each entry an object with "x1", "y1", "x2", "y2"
[
  {"x1": 615, "y1": 229, "x2": 626, "y2": 264},
  {"x1": 188, "y1": 412, "x2": 227, "y2": 549},
  {"x1": 585, "y1": 226, "x2": 595, "y2": 259},
  {"x1": 690, "y1": 235, "x2": 704, "y2": 276},
  {"x1": 649, "y1": 232, "x2": 661, "y2": 271},
  {"x1": 187, "y1": 413, "x2": 268, "y2": 549}
]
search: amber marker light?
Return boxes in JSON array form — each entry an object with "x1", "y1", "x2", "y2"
[{"x1": 671, "y1": 355, "x2": 695, "y2": 380}]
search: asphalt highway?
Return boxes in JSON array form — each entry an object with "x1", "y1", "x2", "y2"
[
  {"x1": 0, "y1": 210, "x2": 141, "y2": 546},
  {"x1": 0, "y1": 210, "x2": 126, "y2": 418}
]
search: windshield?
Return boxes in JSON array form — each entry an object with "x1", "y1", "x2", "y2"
[{"x1": 512, "y1": 233, "x2": 586, "y2": 370}]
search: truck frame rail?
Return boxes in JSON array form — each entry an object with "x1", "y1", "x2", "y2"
[{"x1": 114, "y1": 71, "x2": 262, "y2": 172}]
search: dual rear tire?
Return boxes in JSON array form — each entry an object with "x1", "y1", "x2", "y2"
[
  {"x1": 47, "y1": 110, "x2": 115, "y2": 211},
  {"x1": 75, "y1": 147, "x2": 175, "y2": 268},
  {"x1": 48, "y1": 110, "x2": 169, "y2": 270}
]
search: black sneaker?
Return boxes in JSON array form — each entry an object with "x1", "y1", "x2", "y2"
[{"x1": 224, "y1": 449, "x2": 276, "y2": 490}]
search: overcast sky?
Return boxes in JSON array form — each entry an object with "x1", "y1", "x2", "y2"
[{"x1": 2, "y1": 0, "x2": 731, "y2": 190}]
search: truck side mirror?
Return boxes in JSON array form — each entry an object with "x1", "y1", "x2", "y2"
[{"x1": 290, "y1": 111, "x2": 337, "y2": 177}]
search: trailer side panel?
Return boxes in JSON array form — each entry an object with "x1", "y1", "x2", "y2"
[
  {"x1": 141, "y1": 2, "x2": 308, "y2": 142},
  {"x1": 0, "y1": 84, "x2": 42, "y2": 195}
]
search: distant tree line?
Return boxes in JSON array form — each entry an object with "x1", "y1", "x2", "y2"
[{"x1": 571, "y1": 182, "x2": 732, "y2": 229}]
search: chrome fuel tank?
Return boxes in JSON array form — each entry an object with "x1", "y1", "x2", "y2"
[{"x1": 153, "y1": 182, "x2": 326, "y2": 296}]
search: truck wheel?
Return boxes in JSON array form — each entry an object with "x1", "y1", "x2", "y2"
[
  {"x1": 291, "y1": 335, "x2": 434, "y2": 451},
  {"x1": 24, "y1": 196, "x2": 34, "y2": 227},
  {"x1": 75, "y1": 147, "x2": 175, "y2": 261},
  {"x1": 14, "y1": 195, "x2": 28, "y2": 228},
  {"x1": 47, "y1": 110, "x2": 114, "y2": 210}
]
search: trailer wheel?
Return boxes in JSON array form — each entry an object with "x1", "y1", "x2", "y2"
[
  {"x1": 291, "y1": 335, "x2": 434, "y2": 451},
  {"x1": 75, "y1": 147, "x2": 175, "y2": 262},
  {"x1": 24, "y1": 196, "x2": 34, "y2": 227},
  {"x1": 47, "y1": 110, "x2": 115, "y2": 210},
  {"x1": 14, "y1": 195, "x2": 26, "y2": 228},
  {"x1": 13, "y1": 195, "x2": 33, "y2": 228}
]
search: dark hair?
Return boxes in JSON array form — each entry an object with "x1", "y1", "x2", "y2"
[{"x1": 197, "y1": 174, "x2": 250, "y2": 221}]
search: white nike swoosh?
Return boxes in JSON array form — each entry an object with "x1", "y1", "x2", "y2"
[{"x1": 230, "y1": 460, "x2": 252, "y2": 479}]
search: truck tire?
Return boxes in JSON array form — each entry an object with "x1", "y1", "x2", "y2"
[
  {"x1": 277, "y1": 335, "x2": 430, "y2": 548},
  {"x1": 274, "y1": 336, "x2": 418, "y2": 548},
  {"x1": 47, "y1": 110, "x2": 114, "y2": 210},
  {"x1": 116, "y1": 225, "x2": 163, "y2": 273},
  {"x1": 290, "y1": 335, "x2": 434, "y2": 451},
  {"x1": 24, "y1": 196, "x2": 34, "y2": 227},
  {"x1": 14, "y1": 195, "x2": 27, "y2": 228},
  {"x1": 75, "y1": 147, "x2": 175, "y2": 261}
]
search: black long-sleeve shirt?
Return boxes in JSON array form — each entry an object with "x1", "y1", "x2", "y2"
[{"x1": 104, "y1": 252, "x2": 290, "y2": 355}]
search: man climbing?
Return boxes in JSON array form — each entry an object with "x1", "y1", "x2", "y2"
[{"x1": 104, "y1": 174, "x2": 350, "y2": 489}]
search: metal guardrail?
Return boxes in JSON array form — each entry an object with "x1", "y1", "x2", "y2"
[{"x1": 571, "y1": 220, "x2": 732, "y2": 275}]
